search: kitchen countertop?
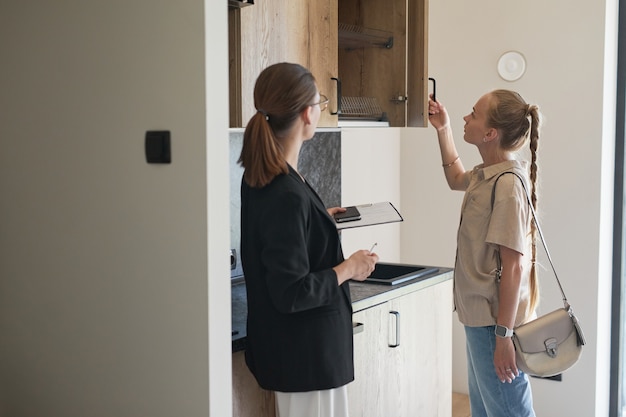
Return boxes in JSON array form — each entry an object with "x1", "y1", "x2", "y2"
[{"x1": 231, "y1": 266, "x2": 453, "y2": 352}]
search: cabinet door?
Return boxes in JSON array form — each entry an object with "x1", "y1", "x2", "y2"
[
  {"x1": 233, "y1": 0, "x2": 338, "y2": 128},
  {"x1": 349, "y1": 302, "x2": 393, "y2": 417},
  {"x1": 350, "y1": 281, "x2": 452, "y2": 417},
  {"x1": 304, "y1": 0, "x2": 339, "y2": 127},
  {"x1": 388, "y1": 280, "x2": 453, "y2": 416},
  {"x1": 337, "y1": 0, "x2": 428, "y2": 127}
]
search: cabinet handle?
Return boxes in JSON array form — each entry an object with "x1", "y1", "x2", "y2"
[
  {"x1": 353, "y1": 322, "x2": 364, "y2": 335},
  {"x1": 428, "y1": 77, "x2": 437, "y2": 102},
  {"x1": 331, "y1": 77, "x2": 342, "y2": 116},
  {"x1": 389, "y1": 311, "x2": 400, "y2": 348}
]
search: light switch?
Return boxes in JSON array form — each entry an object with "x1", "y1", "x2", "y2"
[{"x1": 145, "y1": 130, "x2": 171, "y2": 164}]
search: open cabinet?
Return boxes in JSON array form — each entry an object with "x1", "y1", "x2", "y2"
[
  {"x1": 337, "y1": 0, "x2": 429, "y2": 127},
  {"x1": 228, "y1": 0, "x2": 428, "y2": 128}
]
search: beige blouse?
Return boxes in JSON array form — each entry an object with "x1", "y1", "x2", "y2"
[{"x1": 454, "y1": 160, "x2": 533, "y2": 327}]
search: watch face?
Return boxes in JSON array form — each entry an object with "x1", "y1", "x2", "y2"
[{"x1": 495, "y1": 325, "x2": 511, "y2": 337}]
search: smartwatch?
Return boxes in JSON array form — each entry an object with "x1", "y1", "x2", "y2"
[{"x1": 494, "y1": 324, "x2": 514, "y2": 338}]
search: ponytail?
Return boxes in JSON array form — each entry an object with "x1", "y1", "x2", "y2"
[
  {"x1": 238, "y1": 62, "x2": 317, "y2": 188},
  {"x1": 239, "y1": 111, "x2": 288, "y2": 188}
]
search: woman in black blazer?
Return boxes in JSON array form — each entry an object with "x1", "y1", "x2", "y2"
[{"x1": 238, "y1": 62, "x2": 378, "y2": 417}]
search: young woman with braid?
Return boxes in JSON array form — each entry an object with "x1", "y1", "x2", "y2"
[
  {"x1": 239, "y1": 62, "x2": 378, "y2": 417},
  {"x1": 428, "y1": 90, "x2": 541, "y2": 417}
]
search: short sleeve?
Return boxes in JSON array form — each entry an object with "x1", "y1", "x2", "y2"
[{"x1": 486, "y1": 174, "x2": 530, "y2": 255}]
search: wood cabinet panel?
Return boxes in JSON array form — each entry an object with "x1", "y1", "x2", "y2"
[
  {"x1": 238, "y1": 0, "x2": 288, "y2": 127},
  {"x1": 349, "y1": 303, "x2": 392, "y2": 416},
  {"x1": 388, "y1": 280, "x2": 452, "y2": 416},
  {"x1": 228, "y1": 9, "x2": 242, "y2": 127},
  {"x1": 306, "y1": 0, "x2": 339, "y2": 127},
  {"x1": 232, "y1": 0, "x2": 338, "y2": 128},
  {"x1": 232, "y1": 351, "x2": 275, "y2": 417}
]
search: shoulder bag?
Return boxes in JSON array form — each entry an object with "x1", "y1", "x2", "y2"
[{"x1": 493, "y1": 172, "x2": 586, "y2": 378}]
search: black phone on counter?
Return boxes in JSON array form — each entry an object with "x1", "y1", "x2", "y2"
[{"x1": 333, "y1": 206, "x2": 361, "y2": 223}]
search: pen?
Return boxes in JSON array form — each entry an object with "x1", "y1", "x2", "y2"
[{"x1": 369, "y1": 243, "x2": 377, "y2": 253}]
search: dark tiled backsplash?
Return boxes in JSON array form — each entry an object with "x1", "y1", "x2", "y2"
[{"x1": 229, "y1": 130, "x2": 342, "y2": 278}]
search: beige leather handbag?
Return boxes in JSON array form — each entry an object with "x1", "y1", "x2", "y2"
[{"x1": 493, "y1": 172, "x2": 586, "y2": 378}]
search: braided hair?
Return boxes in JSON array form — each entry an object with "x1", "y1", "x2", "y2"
[{"x1": 487, "y1": 89, "x2": 542, "y2": 315}]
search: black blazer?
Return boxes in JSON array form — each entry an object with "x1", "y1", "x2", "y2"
[{"x1": 240, "y1": 166, "x2": 354, "y2": 392}]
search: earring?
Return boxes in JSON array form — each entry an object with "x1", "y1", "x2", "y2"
[{"x1": 483, "y1": 137, "x2": 487, "y2": 143}]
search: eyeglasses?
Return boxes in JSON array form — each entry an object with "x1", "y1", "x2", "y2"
[{"x1": 311, "y1": 94, "x2": 329, "y2": 112}]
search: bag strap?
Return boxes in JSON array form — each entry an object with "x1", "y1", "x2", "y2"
[{"x1": 492, "y1": 171, "x2": 570, "y2": 309}]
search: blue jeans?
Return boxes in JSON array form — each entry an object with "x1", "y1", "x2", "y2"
[{"x1": 465, "y1": 325, "x2": 536, "y2": 417}]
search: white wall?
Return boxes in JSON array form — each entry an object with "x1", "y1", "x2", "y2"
[
  {"x1": 340, "y1": 128, "x2": 402, "y2": 262},
  {"x1": 0, "y1": 2, "x2": 231, "y2": 416},
  {"x1": 400, "y1": 0, "x2": 618, "y2": 416}
]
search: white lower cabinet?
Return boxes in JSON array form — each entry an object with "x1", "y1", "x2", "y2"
[
  {"x1": 348, "y1": 280, "x2": 453, "y2": 417},
  {"x1": 232, "y1": 279, "x2": 452, "y2": 417}
]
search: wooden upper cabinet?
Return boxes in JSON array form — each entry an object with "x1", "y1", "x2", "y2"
[
  {"x1": 228, "y1": 0, "x2": 427, "y2": 128},
  {"x1": 306, "y1": 0, "x2": 339, "y2": 127},
  {"x1": 338, "y1": 0, "x2": 429, "y2": 127},
  {"x1": 229, "y1": 0, "x2": 338, "y2": 128}
]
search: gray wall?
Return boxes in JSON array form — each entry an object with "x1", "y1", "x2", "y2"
[{"x1": 0, "y1": 2, "x2": 231, "y2": 416}]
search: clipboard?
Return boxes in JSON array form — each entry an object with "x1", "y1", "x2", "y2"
[{"x1": 335, "y1": 201, "x2": 403, "y2": 230}]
